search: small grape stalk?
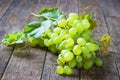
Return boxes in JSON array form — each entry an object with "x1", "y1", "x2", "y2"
[{"x1": 100, "y1": 34, "x2": 111, "y2": 53}]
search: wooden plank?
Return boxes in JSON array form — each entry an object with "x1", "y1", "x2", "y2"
[
  {"x1": 0, "y1": 47, "x2": 13, "y2": 79},
  {"x1": 0, "y1": 0, "x2": 14, "y2": 19},
  {"x1": 41, "y1": 0, "x2": 80, "y2": 80},
  {"x1": 99, "y1": 0, "x2": 120, "y2": 79},
  {"x1": 79, "y1": 0, "x2": 119, "y2": 80},
  {"x1": 0, "y1": 0, "x2": 17, "y2": 79},
  {"x1": 79, "y1": 0, "x2": 108, "y2": 79},
  {"x1": 1, "y1": 0, "x2": 46, "y2": 80}
]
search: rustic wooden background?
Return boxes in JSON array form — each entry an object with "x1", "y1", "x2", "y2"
[{"x1": 0, "y1": 0, "x2": 120, "y2": 80}]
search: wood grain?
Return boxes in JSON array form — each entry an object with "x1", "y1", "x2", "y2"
[
  {"x1": 0, "y1": 0, "x2": 14, "y2": 19},
  {"x1": 1, "y1": 0, "x2": 46, "y2": 80},
  {"x1": 0, "y1": 0, "x2": 120, "y2": 80},
  {"x1": 41, "y1": 0, "x2": 80, "y2": 80},
  {"x1": 79, "y1": 0, "x2": 108, "y2": 79},
  {"x1": 100, "y1": 0, "x2": 120, "y2": 79},
  {"x1": 79, "y1": 0, "x2": 119, "y2": 80}
]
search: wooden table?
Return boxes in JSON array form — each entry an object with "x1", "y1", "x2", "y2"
[{"x1": 0, "y1": 0, "x2": 120, "y2": 80}]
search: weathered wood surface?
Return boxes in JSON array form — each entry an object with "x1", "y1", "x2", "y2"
[
  {"x1": 80, "y1": 0, "x2": 120, "y2": 80},
  {"x1": 100, "y1": 0, "x2": 120, "y2": 79},
  {"x1": 0, "y1": 0, "x2": 120, "y2": 80},
  {"x1": 0, "y1": 0, "x2": 46, "y2": 80},
  {"x1": 0, "y1": 0, "x2": 14, "y2": 19}
]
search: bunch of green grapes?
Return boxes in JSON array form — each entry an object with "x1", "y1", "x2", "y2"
[{"x1": 42, "y1": 13, "x2": 103, "y2": 75}]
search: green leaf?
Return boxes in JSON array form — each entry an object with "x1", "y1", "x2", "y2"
[
  {"x1": 84, "y1": 13, "x2": 92, "y2": 20},
  {"x1": 29, "y1": 20, "x2": 52, "y2": 38},
  {"x1": 25, "y1": 21, "x2": 41, "y2": 32},
  {"x1": 89, "y1": 19, "x2": 97, "y2": 30},
  {"x1": 26, "y1": 7, "x2": 63, "y2": 38},
  {"x1": 2, "y1": 7, "x2": 64, "y2": 45},
  {"x1": 2, "y1": 31, "x2": 25, "y2": 45},
  {"x1": 39, "y1": 7, "x2": 63, "y2": 21},
  {"x1": 84, "y1": 13, "x2": 97, "y2": 30}
]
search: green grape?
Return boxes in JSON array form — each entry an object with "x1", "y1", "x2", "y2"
[
  {"x1": 44, "y1": 29, "x2": 52, "y2": 35},
  {"x1": 82, "y1": 19, "x2": 90, "y2": 30},
  {"x1": 66, "y1": 38, "x2": 74, "y2": 46},
  {"x1": 72, "y1": 33, "x2": 80, "y2": 40},
  {"x1": 76, "y1": 55, "x2": 82, "y2": 62},
  {"x1": 83, "y1": 52, "x2": 92, "y2": 59},
  {"x1": 77, "y1": 38, "x2": 86, "y2": 46},
  {"x1": 57, "y1": 56, "x2": 65, "y2": 66},
  {"x1": 65, "y1": 34, "x2": 71, "y2": 39},
  {"x1": 67, "y1": 18, "x2": 75, "y2": 26},
  {"x1": 60, "y1": 50, "x2": 69, "y2": 57},
  {"x1": 82, "y1": 33, "x2": 90, "y2": 41},
  {"x1": 61, "y1": 40, "x2": 67, "y2": 47},
  {"x1": 64, "y1": 52, "x2": 74, "y2": 62},
  {"x1": 29, "y1": 38, "x2": 38, "y2": 47},
  {"x1": 82, "y1": 46, "x2": 89, "y2": 54},
  {"x1": 57, "y1": 59, "x2": 64, "y2": 66},
  {"x1": 47, "y1": 32, "x2": 53, "y2": 37},
  {"x1": 38, "y1": 38, "x2": 45, "y2": 47},
  {"x1": 68, "y1": 13, "x2": 79, "y2": 19},
  {"x1": 53, "y1": 36, "x2": 62, "y2": 44},
  {"x1": 50, "y1": 45, "x2": 58, "y2": 53},
  {"x1": 50, "y1": 33, "x2": 58, "y2": 39},
  {"x1": 59, "y1": 30, "x2": 66, "y2": 40},
  {"x1": 60, "y1": 29, "x2": 67, "y2": 35},
  {"x1": 95, "y1": 58, "x2": 103, "y2": 67},
  {"x1": 82, "y1": 46, "x2": 92, "y2": 59},
  {"x1": 83, "y1": 59, "x2": 94, "y2": 70},
  {"x1": 69, "y1": 28, "x2": 77, "y2": 35},
  {"x1": 59, "y1": 33, "x2": 65, "y2": 40},
  {"x1": 44, "y1": 39, "x2": 50, "y2": 46},
  {"x1": 76, "y1": 62, "x2": 83, "y2": 69},
  {"x1": 76, "y1": 23, "x2": 84, "y2": 33},
  {"x1": 61, "y1": 50, "x2": 70, "y2": 55},
  {"x1": 53, "y1": 27, "x2": 61, "y2": 34},
  {"x1": 58, "y1": 40, "x2": 67, "y2": 50},
  {"x1": 58, "y1": 19, "x2": 67, "y2": 27},
  {"x1": 73, "y1": 45, "x2": 82, "y2": 55},
  {"x1": 68, "y1": 58, "x2": 77, "y2": 68},
  {"x1": 65, "y1": 46, "x2": 73, "y2": 51},
  {"x1": 85, "y1": 43, "x2": 99, "y2": 52},
  {"x1": 84, "y1": 29, "x2": 92, "y2": 36},
  {"x1": 64, "y1": 66, "x2": 72, "y2": 75},
  {"x1": 48, "y1": 39, "x2": 54, "y2": 46},
  {"x1": 56, "y1": 44, "x2": 59, "y2": 50},
  {"x1": 88, "y1": 38, "x2": 96, "y2": 43},
  {"x1": 30, "y1": 41, "x2": 37, "y2": 47},
  {"x1": 73, "y1": 20, "x2": 80, "y2": 27},
  {"x1": 56, "y1": 66, "x2": 64, "y2": 74}
]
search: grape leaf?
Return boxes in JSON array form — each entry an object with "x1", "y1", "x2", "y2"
[
  {"x1": 39, "y1": 7, "x2": 63, "y2": 21},
  {"x1": 2, "y1": 7, "x2": 63, "y2": 45},
  {"x1": 25, "y1": 7, "x2": 63, "y2": 38},
  {"x1": 29, "y1": 20, "x2": 52, "y2": 38},
  {"x1": 84, "y1": 13, "x2": 97, "y2": 30},
  {"x1": 2, "y1": 31, "x2": 25, "y2": 45},
  {"x1": 25, "y1": 21, "x2": 41, "y2": 33},
  {"x1": 89, "y1": 19, "x2": 97, "y2": 30}
]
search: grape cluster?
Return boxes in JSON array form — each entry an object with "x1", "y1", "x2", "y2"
[{"x1": 32, "y1": 13, "x2": 103, "y2": 75}]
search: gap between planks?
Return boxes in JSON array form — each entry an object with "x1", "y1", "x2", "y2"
[{"x1": 0, "y1": 0, "x2": 14, "y2": 20}]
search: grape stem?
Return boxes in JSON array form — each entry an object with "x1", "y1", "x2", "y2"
[
  {"x1": 31, "y1": 12, "x2": 57, "y2": 21},
  {"x1": 83, "y1": 6, "x2": 92, "y2": 14}
]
